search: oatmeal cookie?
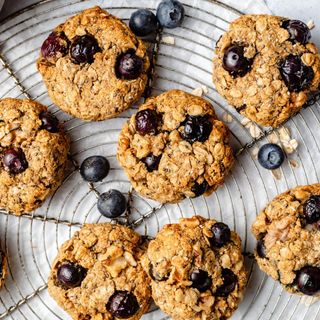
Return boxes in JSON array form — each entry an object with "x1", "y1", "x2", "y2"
[
  {"x1": 117, "y1": 90, "x2": 234, "y2": 203},
  {"x1": 0, "y1": 98, "x2": 69, "y2": 215},
  {"x1": 0, "y1": 249, "x2": 7, "y2": 289},
  {"x1": 213, "y1": 15, "x2": 320, "y2": 127},
  {"x1": 37, "y1": 6, "x2": 150, "y2": 121},
  {"x1": 48, "y1": 223, "x2": 151, "y2": 320},
  {"x1": 252, "y1": 184, "x2": 320, "y2": 296},
  {"x1": 142, "y1": 216, "x2": 247, "y2": 320}
]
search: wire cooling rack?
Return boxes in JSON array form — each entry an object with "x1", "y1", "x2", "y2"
[{"x1": 0, "y1": 0, "x2": 320, "y2": 319}]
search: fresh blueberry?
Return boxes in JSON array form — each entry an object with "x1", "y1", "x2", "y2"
[
  {"x1": 116, "y1": 51, "x2": 143, "y2": 80},
  {"x1": 80, "y1": 156, "x2": 110, "y2": 182},
  {"x1": 282, "y1": 20, "x2": 311, "y2": 45},
  {"x1": 190, "y1": 270, "x2": 212, "y2": 292},
  {"x1": 215, "y1": 269, "x2": 238, "y2": 297},
  {"x1": 156, "y1": 0, "x2": 185, "y2": 29},
  {"x1": 107, "y1": 290, "x2": 140, "y2": 319},
  {"x1": 258, "y1": 143, "x2": 285, "y2": 170},
  {"x1": 70, "y1": 34, "x2": 101, "y2": 64},
  {"x1": 256, "y1": 240, "x2": 267, "y2": 258},
  {"x1": 39, "y1": 111, "x2": 59, "y2": 133},
  {"x1": 191, "y1": 180, "x2": 208, "y2": 197},
  {"x1": 181, "y1": 115, "x2": 212, "y2": 144},
  {"x1": 129, "y1": 9, "x2": 158, "y2": 37},
  {"x1": 135, "y1": 109, "x2": 159, "y2": 135},
  {"x1": 296, "y1": 266, "x2": 320, "y2": 295},
  {"x1": 303, "y1": 195, "x2": 320, "y2": 224},
  {"x1": 279, "y1": 54, "x2": 314, "y2": 92},
  {"x1": 209, "y1": 222, "x2": 231, "y2": 248},
  {"x1": 57, "y1": 262, "x2": 86, "y2": 288},
  {"x1": 41, "y1": 31, "x2": 70, "y2": 62},
  {"x1": 223, "y1": 45, "x2": 252, "y2": 77},
  {"x1": 142, "y1": 154, "x2": 161, "y2": 172},
  {"x1": 97, "y1": 189, "x2": 127, "y2": 218},
  {"x1": 3, "y1": 148, "x2": 28, "y2": 174}
]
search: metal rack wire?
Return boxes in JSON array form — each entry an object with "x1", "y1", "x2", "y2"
[{"x1": 0, "y1": 0, "x2": 320, "y2": 319}]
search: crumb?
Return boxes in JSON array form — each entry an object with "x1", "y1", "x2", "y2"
[
  {"x1": 271, "y1": 169, "x2": 282, "y2": 180},
  {"x1": 307, "y1": 20, "x2": 315, "y2": 30},
  {"x1": 192, "y1": 87, "x2": 203, "y2": 97},
  {"x1": 162, "y1": 36, "x2": 175, "y2": 45},
  {"x1": 222, "y1": 112, "x2": 233, "y2": 123}
]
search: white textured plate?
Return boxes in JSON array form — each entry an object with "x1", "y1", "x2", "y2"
[{"x1": 0, "y1": 0, "x2": 320, "y2": 319}]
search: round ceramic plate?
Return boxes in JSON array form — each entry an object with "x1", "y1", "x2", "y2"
[{"x1": 0, "y1": 0, "x2": 319, "y2": 319}]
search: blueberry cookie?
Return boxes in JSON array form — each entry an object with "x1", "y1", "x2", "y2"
[
  {"x1": 142, "y1": 216, "x2": 247, "y2": 320},
  {"x1": 0, "y1": 98, "x2": 69, "y2": 215},
  {"x1": 117, "y1": 90, "x2": 234, "y2": 203},
  {"x1": 252, "y1": 184, "x2": 320, "y2": 296},
  {"x1": 37, "y1": 6, "x2": 150, "y2": 121},
  {"x1": 213, "y1": 15, "x2": 320, "y2": 127},
  {"x1": 0, "y1": 249, "x2": 7, "y2": 289},
  {"x1": 48, "y1": 223, "x2": 151, "y2": 320}
]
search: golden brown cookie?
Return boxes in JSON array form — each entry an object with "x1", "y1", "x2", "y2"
[
  {"x1": 213, "y1": 15, "x2": 320, "y2": 127},
  {"x1": 252, "y1": 184, "x2": 320, "y2": 296},
  {"x1": 0, "y1": 98, "x2": 69, "y2": 215},
  {"x1": 48, "y1": 223, "x2": 151, "y2": 320},
  {"x1": 142, "y1": 216, "x2": 247, "y2": 320},
  {"x1": 117, "y1": 90, "x2": 234, "y2": 203},
  {"x1": 37, "y1": 6, "x2": 150, "y2": 121}
]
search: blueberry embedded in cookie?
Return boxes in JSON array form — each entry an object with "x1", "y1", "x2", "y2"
[
  {"x1": 142, "y1": 216, "x2": 247, "y2": 320},
  {"x1": 0, "y1": 98, "x2": 69, "y2": 215},
  {"x1": 37, "y1": 6, "x2": 150, "y2": 121},
  {"x1": 48, "y1": 223, "x2": 151, "y2": 320},
  {"x1": 117, "y1": 90, "x2": 234, "y2": 204},
  {"x1": 252, "y1": 184, "x2": 320, "y2": 296},
  {"x1": 213, "y1": 15, "x2": 320, "y2": 128}
]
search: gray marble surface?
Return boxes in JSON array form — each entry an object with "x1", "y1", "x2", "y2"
[
  {"x1": 0, "y1": 0, "x2": 319, "y2": 54},
  {"x1": 0, "y1": 0, "x2": 319, "y2": 23}
]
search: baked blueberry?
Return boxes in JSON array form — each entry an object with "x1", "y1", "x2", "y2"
[
  {"x1": 181, "y1": 115, "x2": 212, "y2": 143},
  {"x1": 258, "y1": 143, "x2": 285, "y2": 170},
  {"x1": 215, "y1": 269, "x2": 238, "y2": 297},
  {"x1": 3, "y1": 148, "x2": 28, "y2": 174},
  {"x1": 70, "y1": 34, "x2": 101, "y2": 64},
  {"x1": 129, "y1": 9, "x2": 158, "y2": 37},
  {"x1": 39, "y1": 111, "x2": 59, "y2": 133},
  {"x1": 223, "y1": 45, "x2": 252, "y2": 77},
  {"x1": 135, "y1": 109, "x2": 159, "y2": 135},
  {"x1": 305, "y1": 89, "x2": 320, "y2": 108},
  {"x1": 191, "y1": 180, "x2": 208, "y2": 197},
  {"x1": 303, "y1": 195, "x2": 320, "y2": 223},
  {"x1": 156, "y1": 0, "x2": 185, "y2": 29},
  {"x1": 280, "y1": 54, "x2": 314, "y2": 92},
  {"x1": 190, "y1": 269, "x2": 212, "y2": 292},
  {"x1": 116, "y1": 51, "x2": 143, "y2": 80},
  {"x1": 256, "y1": 240, "x2": 267, "y2": 258},
  {"x1": 149, "y1": 264, "x2": 169, "y2": 282},
  {"x1": 210, "y1": 222, "x2": 231, "y2": 248},
  {"x1": 107, "y1": 290, "x2": 140, "y2": 319},
  {"x1": 80, "y1": 156, "x2": 110, "y2": 182},
  {"x1": 41, "y1": 31, "x2": 70, "y2": 62},
  {"x1": 57, "y1": 262, "x2": 86, "y2": 288},
  {"x1": 296, "y1": 266, "x2": 320, "y2": 295},
  {"x1": 282, "y1": 20, "x2": 311, "y2": 45},
  {"x1": 97, "y1": 189, "x2": 127, "y2": 218},
  {"x1": 142, "y1": 154, "x2": 161, "y2": 172}
]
